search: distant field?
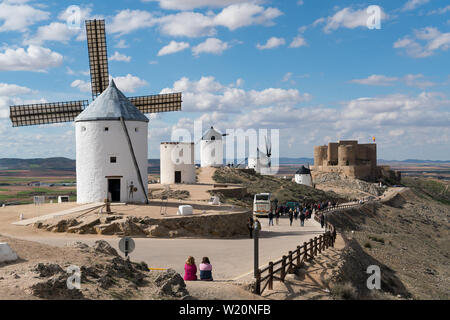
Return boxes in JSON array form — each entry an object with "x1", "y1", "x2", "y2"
[{"x1": 0, "y1": 169, "x2": 76, "y2": 204}]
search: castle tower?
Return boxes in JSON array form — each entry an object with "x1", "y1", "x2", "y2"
[
  {"x1": 200, "y1": 126, "x2": 223, "y2": 168},
  {"x1": 160, "y1": 142, "x2": 196, "y2": 184},
  {"x1": 75, "y1": 80, "x2": 149, "y2": 203}
]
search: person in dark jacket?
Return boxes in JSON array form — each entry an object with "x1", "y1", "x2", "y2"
[
  {"x1": 320, "y1": 213, "x2": 325, "y2": 228},
  {"x1": 268, "y1": 210, "x2": 274, "y2": 226},
  {"x1": 247, "y1": 217, "x2": 254, "y2": 238},
  {"x1": 300, "y1": 211, "x2": 306, "y2": 227},
  {"x1": 288, "y1": 209, "x2": 294, "y2": 226},
  {"x1": 199, "y1": 257, "x2": 213, "y2": 281}
]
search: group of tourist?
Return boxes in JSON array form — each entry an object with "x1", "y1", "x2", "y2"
[
  {"x1": 183, "y1": 256, "x2": 214, "y2": 281},
  {"x1": 263, "y1": 199, "x2": 339, "y2": 229}
]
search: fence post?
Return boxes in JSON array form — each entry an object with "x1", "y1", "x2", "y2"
[
  {"x1": 314, "y1": 237, "x2": 318, "y2": 256},
  {"x1": 288, "y1": 251, "x2": 293, "y2": 273},
  {"x1": 281, "y1": 255, "x2": 287, "y2": 281},
  {"x1": 318, "y1": 236, "x2": 322, "y2": 254},
  {"x1": 296, "y1": 246, "x2": 301, "y2": 266},
  {"x1": 309, "y1": 239, "x2": 314, "y2": 260},
  {"x1": 268, "y1": 262, "x2": 273, "y2": 290},
  {"x1": 303, "y1": 242, "x2": 308, "y2": 261},
  {"x1": 254, "y1": 268, "x2": 261, "y2": 295}
]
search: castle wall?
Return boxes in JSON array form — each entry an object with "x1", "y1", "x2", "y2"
[
  {"x1": 314, "y1": 145, "x2": 328, "y2": 167},
  {"x1": 338, "y1": 145, "x2": 356, "y2": 166},
  {"x1": 327, "y1": 142, "x2": 338, "y2": 165}
]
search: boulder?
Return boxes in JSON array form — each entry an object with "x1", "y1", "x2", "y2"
[{"x1": 0, "y1": 243, "x2": 18, "y2": 263}]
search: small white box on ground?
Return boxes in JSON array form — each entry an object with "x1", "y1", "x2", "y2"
[
  {"x1": 177, "y1": 205, "x2": 193, "y2": 216},
  {"x1": 0, "y1": 242, "x2": 18, "y2": 263},
  {"x1": 58, "y1": 196, "x2": 69, "y2": 203},
  {"x1": 208, "y1": 196, "x2": 220, "y2": 205}
]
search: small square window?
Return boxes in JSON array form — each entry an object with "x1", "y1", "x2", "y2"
[
  {"x1": 104, "y1": 127, "x2": 109, "y2": 131},
  {"x1": 135, "y1": 127, "x2": 139, "y2": 132},
  {"x1": 110, "y1": 156, "x2": 117, "y2": 163},
  {"x1": 81, "y1": 127, "x2": 86, "y2": 132}
]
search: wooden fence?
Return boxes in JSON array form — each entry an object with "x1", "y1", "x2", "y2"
[{"x1": 253, "y1": 202, "x2": 361, "y2": 295}]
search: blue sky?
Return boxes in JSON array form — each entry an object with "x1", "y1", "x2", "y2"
[{"x1": 0, "y1": 0, "x2": 449, "y2": 160}]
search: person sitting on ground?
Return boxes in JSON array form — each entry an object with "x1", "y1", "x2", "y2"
[
  {"x1": 199, "y1": 257, "x2": 213, "y2": 281},
  {"x1": 183, "y1": 256, "x2": 197, "y2": 281}
]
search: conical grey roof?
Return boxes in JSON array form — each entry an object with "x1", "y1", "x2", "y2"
[
  {"x1": 296, "y1": 165, "x2": 311, "y2": 175},
  {"x1": 75, "y1": 80, "x2": 149, "y2": 122},
  {"x1": 202, "y1": 126, "x2": 222, "y2": 140}
]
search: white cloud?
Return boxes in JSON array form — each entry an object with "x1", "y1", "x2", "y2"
[
  {"x1": 297, "y1": 0, "x2": 304, "y2": 5},
  {"x1": 402, "y1": 0, "x2": 430, "y2": 11},
  {"x1": 115, "y1": 39, "x2": 129, "y2": 48},
  {"x1": 110, "y1": 9, "x2": 156, "y2": 36},
  {"x1": 351, "y1": 75, "x2": 399, "y2": 86},
  {"x1": 109, "y1": 51, "x2": 131, "y2": 62},
  {"x1": 350, "y1": 74, "x2": 437, "y2": 88},
  {"x1": 23, "y1": 22, "x2": 79, "y2": 45},
  {"x1": 394, "y1": 27, "x2": 450, "y2": 58},
  {"x1": 160, "y1": 76, "x2": 311, "y2": 112},
  {"x1": 0, "y1": 45, "x2": 63, "y2": 72},
  {"x1": 144, "y1": 0, "x2": 251, "y2": 10},
  {"x1": 427, "y1": 5, "x2": 450, "y2": 15},
  {"x1": 289, "y1": 35, "x2": 307, "y2": 48},
  {"x1": 317, "y1": 6, "x2": 387, "y2": 33},
  {"x1": 71, "y1": 79, "x2": 91, "y2": 93},
  {"x1": 154, "y1": 3, "x2": 282, "y2": 38},
  {"x1": 282, "y1": 72, "x2": 293, "y2": 82},
  {"x1": 0, "y1": 82, "x2": 32, "y2": 95},
  {"x1": 213, "y1": 3, "x2": 282, "y2": 30},
  {"x1": 157, "y1": 41, "x2": 190, "y2": 56},
  {"x1": 192, "y1": 38, "x2": 229, "y2": 56},
  {"x1": 113, "y1": 74, "x2": 148, "y2": 93},
  {"x1": 0, "y1": 2, "x2": 49, "y2": 32},
  {"x1": 257, "y1": 37, "x2": 285, "y2": 50}
]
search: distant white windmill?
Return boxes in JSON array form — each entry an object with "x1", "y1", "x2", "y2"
[{"x1": 248, "y1": 136, "x2": 272, "y2": 175}]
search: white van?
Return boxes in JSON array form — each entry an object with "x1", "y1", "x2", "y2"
[{"x1": 253, "y1": 193, "x2": 271, "y2": 217}]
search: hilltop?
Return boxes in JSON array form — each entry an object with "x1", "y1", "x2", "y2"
[{"x1": 211, "y1": 167, "x2": 344, "y2": 207}]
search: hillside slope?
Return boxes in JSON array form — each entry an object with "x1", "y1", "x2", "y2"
[
  {"x1": 212, "y1": 167, "x2": 344, "y2": 207},
  {"x1": 325, "y1": 186, "x2": 449, "y2": 299}
]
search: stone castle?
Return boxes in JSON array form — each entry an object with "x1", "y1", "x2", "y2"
[{"x1": 311, "y1": 140, "x2": 400, "y2": 182}]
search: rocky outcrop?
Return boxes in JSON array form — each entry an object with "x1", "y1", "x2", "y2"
[{"x1": 34, "y1": 209, "x2": 252, "y2": 238}]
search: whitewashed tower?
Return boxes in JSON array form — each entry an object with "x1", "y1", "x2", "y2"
[
  {"x1": 200, "y1": 126, "x2": 223, "y2": 167},
  {"x1": 75, "y1": 80, "x2": 149, "y2": 203}
]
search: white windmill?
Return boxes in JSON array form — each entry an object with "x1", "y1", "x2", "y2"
[
  {"x1": 9, "y1": 20, "x2": 182, "y2": 204},
  {"x1": 200, "y1": 126, "x2": 225, "y2": 168},
  {"x1": 248, "y1": 136, "x2": 272, "y2": 175}
]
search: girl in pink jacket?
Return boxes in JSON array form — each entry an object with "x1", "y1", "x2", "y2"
[{"x1": 183, "y1": 256, "x2": 197, "y2": 281}]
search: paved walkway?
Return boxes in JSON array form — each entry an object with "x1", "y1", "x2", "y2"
[{"x1": 9, "y1": 216, "x2": 325, "y2": 281}]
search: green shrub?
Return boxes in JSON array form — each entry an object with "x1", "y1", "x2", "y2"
[{"x1": 330, "y1": 282, "x2": 358, "y2": 300}]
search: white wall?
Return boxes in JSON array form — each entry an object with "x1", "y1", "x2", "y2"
[
  {"x1": 160, "y1": 143, "x2": 196, "y2": 184},
  {"x1": 75, "y1": 120, "x2": 148, "y2": 203},
  {"x1": 200, "y1": 140, "x2": 223, "y2": 167}
]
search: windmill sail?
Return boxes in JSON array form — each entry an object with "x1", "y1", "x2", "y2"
[
  {"x1": 128, "y1": 92, "x2": 182, "y2": 114},
  {"x1": 86, "y1": 19, "x2": 109, "y2": 100},
  {"x1": 10, "y1": 100, "x2": 88, "y2": 127}
]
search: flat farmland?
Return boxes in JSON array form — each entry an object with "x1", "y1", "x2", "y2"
[{"x1": 0, "y1": 169, "x2": 76, "y2": 204}]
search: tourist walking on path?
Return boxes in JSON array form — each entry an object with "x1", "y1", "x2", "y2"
[
  {"x1": 184, "y1": 256, "x2": 197, "y2": 281},
  {"x1": 268, "y1": 210, "x2": 274, "y2": 226},
  {"x1": 320, "y1": 213, "x2": 325, "y2": 229},
  {"x1": 199, "y1": 257, "x2": 213, "y2": 281},
  {"x1": 247, "y1": 217, "x2": 254, "y2": 239},
  {"x1": 288, "y1": 209, "x2": 294, "y2": 226},
  {"x1": 300, "y1": 211, "x2": 306, "y2": 227},
  {"x1": 275, "y1": 209, "x2": 280, "y2": 225},
  {"x1": 294, "y1": 207, "x2": 299, "y2": 220}
]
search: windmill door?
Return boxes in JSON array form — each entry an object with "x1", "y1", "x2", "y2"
[
  {"x1": 175, "y1": 171, "x2": 181, "y2": 183},
  {"x1": 108, "y1": 179, "x2": 121, "y2": 202}
]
